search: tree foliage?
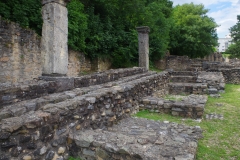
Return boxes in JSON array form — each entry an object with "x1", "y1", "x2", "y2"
[
  {"x1": 225, "y1": 15, "x2": 240, "y2": 58},
  {"x1": 67, "y1": 0, "x2": 88, "y2": 51},
  {"x1": 0, "y1": 0, "x2": 42, "y2": 35},
  {"x1": 229, "y1": 15, "x2": 240, "y2": 43},
  {"x1": 0, "y1": 0, "x2": 219, "y2": 67},
  {"x1": 169, "y1": 3, "x2": 218, "y2": 58}
]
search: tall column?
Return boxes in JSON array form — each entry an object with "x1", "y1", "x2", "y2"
[
  {"x1": 41, "y1": 0, "x2": 70, "y2": 76},
  {"x1": 136, "y1": 26, "x2": 150, "y2": 70}
]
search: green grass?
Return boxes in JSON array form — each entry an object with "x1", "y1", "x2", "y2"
[
  {"x1": 149, "y1": 66, "x2": 163, "y2": 72},
  {"x1": 135, "y1": 84, "x2": 240, "y2": 160}
]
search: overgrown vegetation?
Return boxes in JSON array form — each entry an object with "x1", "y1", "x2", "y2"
[
  {"x1": 225, "y1": 15, "x2": 240, "y2": 58},
  {"x1": 0, "y1": 0, "x2": 218, "y2": 67},
  {"x1": 136, "y1": 84, "x2": 240, "y2": 159}
]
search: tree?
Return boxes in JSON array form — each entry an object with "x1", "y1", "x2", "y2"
[
  {"x1": 229, "y1": 15, "x2": 240, "y2": 43},
  {"x1": 0, "y1": 0, "x2": 42, "y2": 35},
  {"x1": 67, "y1": 0, "x2": 88, "y2": 52},
  {"x1": 225, "y1": 15, "x2": 240, "y2": 58},
  {"x1": 169, "y1": 3, "x2": 218, "y2": 58}
]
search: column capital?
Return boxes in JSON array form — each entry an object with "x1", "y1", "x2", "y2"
[
  {"x1": 136, "y1": 26, "x2": 150, "y2": 34},
  {"x1": 42, "y1": 0, "x2": 71, "y2": 6}
]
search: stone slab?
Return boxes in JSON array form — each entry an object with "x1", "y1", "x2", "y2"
[{"x1": 71, "y1": 117, "x2": 202, "y2": 160}]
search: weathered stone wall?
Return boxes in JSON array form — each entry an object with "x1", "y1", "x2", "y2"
[
  {"x1": 197, "y1": 72, "x2": 225, "y2": 94},
  {"x1": 0, "y1": 71, "x2": 170, "y2": 160},
  {"x1": 203, "y1": 53, "x2": 225, "y2": 62},
  {"x1": 91, "y1": 58, "x2": 112, "y2": 72},
  {"x1": 0, "y1": 17, "x2": 42, "y2": 84},
  {"x1": 155, "y1": 53, "x2": 225, "y2": 71},
  {"x1": 0, "y1": 17, "x2": 100, "y2": 84},
  {"x1": 219, "y1": 69, "x2": 240, "y2": 84},
  {"x1": 140, "y1": 94, "x2": 207, "y2": 119},
  {"x1": 0, "y1": 67, "x2": 147, "y2": 107},
  {"x1": 67, "y1": 50, "x2": 91, "y2": 77}
]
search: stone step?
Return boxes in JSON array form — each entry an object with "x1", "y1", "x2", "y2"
[
  {"x1": 0, "y1": 71, "x2": 170, "y2": 160},
  {"x1": 168, "y1": 82, "x2": 208, "y2": 95},
  {"x1": 70, "y1": 117, "x2": 203, "y2": 160},
  {"x1": 140, "y1": 94, "x2": 207, "y2": 119},
  {"x1": 0, "y1": 71, "x2": 157, "y2": 121},
  {"x1": 170, "y1": 76, "x2": 197, "y2": 83},
  {"x1": 170, "y1": 71, "x2": 197, "y2": 76},
  {"x1": 0, "y1": 67, "x2": 147, "y2": 107}
]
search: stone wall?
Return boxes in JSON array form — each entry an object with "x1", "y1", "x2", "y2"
[
  {"x1": 140, "y1": 94, "x2": 207, "y2": 119},
  {"x1": 219, "y1": 69, "x2": 240, "y2": 84},
  {"x1": 155, "y1": 53, "x2": 225, "y2": 71},
  {"x1": 0, "y1": 17, "x2": 109, "y2": 84},
  {"x1": 0, "y1": 17, "x2": 42, "y2": 84},
  {"x1": 67, "y1": 50, "x2": 91, "y2": 77},
  {"x1": 0, "y1": 67, "x2": 147, "y2": 107},
  {"x1": 91, "y1": 58, "x2": 112, "y2": 72},
  {"x1": 0, "y1": 71, "x2": 170, "y2": 160}
]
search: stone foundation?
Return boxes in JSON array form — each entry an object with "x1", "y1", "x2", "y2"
[
  {"x1": 71, "y1": 117, "x2": 203, "y2": 160},
  {"x1": 0, "y1": 69, "x2": 170, "y2": 159},
  {"x1": 0, "y1": 67, "x2": 147, "y2": 107},
  {"x1": 140, "y1": 94, "x2": 207, "y2": 119}
]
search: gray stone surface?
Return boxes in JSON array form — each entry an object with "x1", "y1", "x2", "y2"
[
  {"x1": 197, "y1": 71, "x2": 225, "y2": 92},
  {"x1": 41, "y1": 0, "x2": 69, "y2": 75},
  {"x1": 141, "y1": 94, "x2": 207, "y2": 119},
  {"x1": 205, "y1": 113, "x2": 223, "y2": 120},
  {"x1": 137, "y1": 26, "x2": 150, "y2": 70},
  {"x1": 71, "y1": 117, "x2": 203, "y2": 160}
]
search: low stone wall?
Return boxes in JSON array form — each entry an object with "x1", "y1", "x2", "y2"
[
  {"x1": 0, "y1": 71, "x2": 170, "y2": 159},
  {"x1": 155, "y1": 53, "x2": 225, "y2": 71},
  {"x1": 0, "y1": 67, "x2": 147, "y2": 107},
  {"x1": 220, "y1": 68, "x2": 240, "y2": 84},
  {"x1": 169, "y1": 83, "x2": 208, "y2": 95},
  {"x1": 140, "y1": 94, "x2": 207, "y2": 119}
]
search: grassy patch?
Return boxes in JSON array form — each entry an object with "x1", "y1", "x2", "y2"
[
  {"x1": 149, "y1": 66, "x2": 163, "y2": 72},
  {"x1": 135, "y1": 84, "x2": 240, "y2": 160}
]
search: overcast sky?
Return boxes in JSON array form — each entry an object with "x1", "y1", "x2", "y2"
[{"x1": 171, "y1": 0, "x2": 240, "y2": 38}]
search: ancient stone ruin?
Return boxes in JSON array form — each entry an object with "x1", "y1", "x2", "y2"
[
  {"x1": 41, "y1": 0, "x2": 69, "y2": 76},
  {"x1": 1, "y1": 1, "x2": 240, "y2": 160}
]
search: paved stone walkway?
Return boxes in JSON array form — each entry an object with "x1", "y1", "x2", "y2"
[{"x1": 71, "y1": 117, "x2": 203, "y2": 160}]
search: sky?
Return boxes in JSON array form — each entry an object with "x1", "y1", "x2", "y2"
[{"x1": 171, "y1": 0, "x2": 240, "y2": 38}]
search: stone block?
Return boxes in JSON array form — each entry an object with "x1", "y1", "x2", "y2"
[
  {"x1": 1, "y1": 117, "x2": 23, "y2": 132},
  {"x1": 41, "y1": 2, "x2": 68, "y2": 75}
]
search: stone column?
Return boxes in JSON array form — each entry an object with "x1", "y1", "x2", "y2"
[
  {"x1": 41, "y1": 0, "x2": 70, "y2": 76},
  {"x1": 136, "y1": 26, "x2": 150, "y2": 70}
]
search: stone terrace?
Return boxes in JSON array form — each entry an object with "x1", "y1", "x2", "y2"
[{"x1": 0, "y1": 68, "x2": 178, "y2": 160}]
